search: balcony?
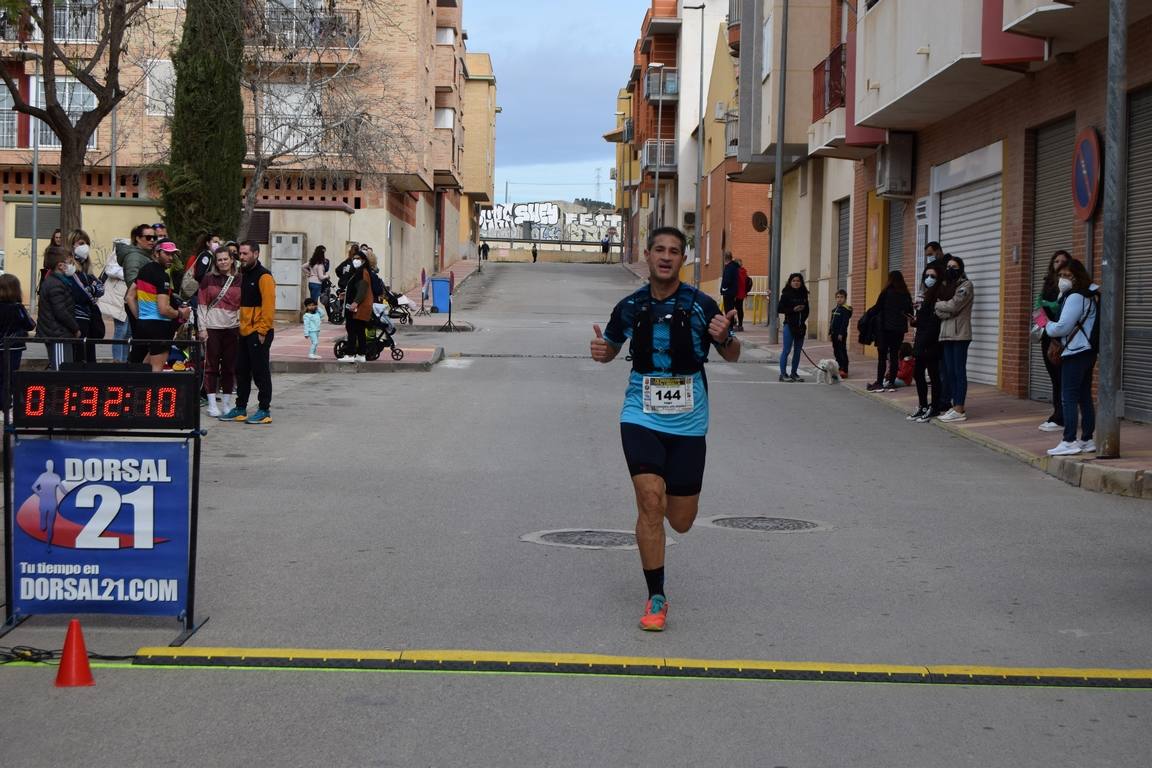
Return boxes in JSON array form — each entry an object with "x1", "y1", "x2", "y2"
[
  {"x1": 247, "y1": 113, "x2": 365, "y2": 160},
  {"x1": 434, "y1": 44, "x2": 456, "y2": 92},
  {"x1": 724, "y1": 113, "x2": 739, "y2": 157},
  {"x1": 247, "y1": 9, "x2": 361, "y2": 57},
  {"x1": 644, "y1": 68, "x2": 679, "y2": 101},
  {"x1": 432, "y1": 128, "x2": 461, "y2": 188},
  {"x1": 812, "y1": 43, "x2": 845, "y2": 124},
  {"x1": 642, "y1": 0, "x2": 682, "y2": 38},
  {"x1": 856, "y1": 0, "x2": 1024, "y2": 129},
  {"x1": 1003, "y1": 0, "x2": 1152, "y2": 54},
  {"x1": 641, "y1": 139, "x2": 677, "y2": 173},
  {"x1": 728, "y1": 0, "x2": 741, "y2": 54}
]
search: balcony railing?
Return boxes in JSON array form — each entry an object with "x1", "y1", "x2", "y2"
[
  {"x1": 812, "y1": 43, "x2": 846, "y2": 123},
  {"x1": 724, "y1": 112, "x2": 739, "y2": 157},
  {"x1": 641, "y1": 139, "x2": 676, "y2": 171},
  {"x1": 0, "y1": 112, "x2": 16, "y2": 148},
  {"x1": 250, "y1": 9, "x2": 360, "y2": 50},
  {"x1": 644, "y1": 68, "x2": 679, "y2": 101},
  {"x1": 728, "y1": 0, "x2": 741, "y2": 25},
  {"x1": 248, "y1": 113, "x2": 365, "y2": 157}
]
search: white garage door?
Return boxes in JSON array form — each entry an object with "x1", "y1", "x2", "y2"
[{"x1": 939, "y1": 176, "x2": 1003, "y2": 386}]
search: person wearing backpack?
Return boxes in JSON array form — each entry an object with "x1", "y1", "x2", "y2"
[
  {"x1": 1043, "y1": 258, "x2": 1099, "y2": 456},
  {"x1": 734, "y1": 259, "x2": 751, "y2": 332}
]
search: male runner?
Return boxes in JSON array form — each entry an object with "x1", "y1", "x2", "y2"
[{"x1": 590, "y1": 226, "x2": 740, "y2": 631}]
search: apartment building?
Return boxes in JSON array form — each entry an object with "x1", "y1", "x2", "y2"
[
  {"x1": 458, "y1": 52, "x2": 497, "y2": 259},
  {"x1": 0, "y1": 0, "x2": 495, "y2": 308},
  {"x1": 730, "y1": 0, "x2": 861, "y2": 338},
  {"x1": 848, "y1": 0, "x2": 1152, "y2": 422}
]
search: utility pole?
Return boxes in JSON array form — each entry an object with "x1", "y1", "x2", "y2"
[
  {"x1": 686, "y1": 2, "x2": 706, "y2": 288},
  {"x1": 767, "y1": 0, "x2": 790, "y2": 339},
  {"x1": 1098, "y1": 0, "x2": 1127, "y2": 458}
]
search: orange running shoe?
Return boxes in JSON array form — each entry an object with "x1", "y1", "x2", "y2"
[{"x1": 639, "y1": 595, "x2": 668, "y2": 631}]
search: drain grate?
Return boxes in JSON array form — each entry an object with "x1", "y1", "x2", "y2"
[
  {"x1": 707, "y1": 516, "x2": 822, "y2": 532},
  {"x1": 521, "y1": 529, "x2": 676, "y2": 551}
]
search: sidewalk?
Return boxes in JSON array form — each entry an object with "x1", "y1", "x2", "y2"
[
  {"x1": 270, "y1": 257, "x2": 483, "y2": 372},
  {"x1": 622, "y1": 263, "x2": 1152, "y2": 499}
]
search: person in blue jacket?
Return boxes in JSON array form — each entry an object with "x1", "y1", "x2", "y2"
[{"x1": 1043, "y1": 258, "x2": 1099, "y2": 457}]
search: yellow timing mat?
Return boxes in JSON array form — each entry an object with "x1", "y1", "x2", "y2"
[{"x1": 133, "y1": 647, "x2": 1152, "y2": 689}]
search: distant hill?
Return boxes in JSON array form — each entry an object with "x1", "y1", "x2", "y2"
[{"x1": 574, "y1": 198, "x2": 613, "y2": 212}]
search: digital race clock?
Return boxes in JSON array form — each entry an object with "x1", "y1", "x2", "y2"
[{"x1": 11, "y1": 371, "x2": 199, "y2": 430}]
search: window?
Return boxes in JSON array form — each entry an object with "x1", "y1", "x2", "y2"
[
  {"x1": 0, "y1": 89, "x2": 15, "y2": 149},
  {"x1": 33, "y1": 76, "x2": 97, "y2": 149},
  {"x1": 762, "y1": 14, "x2": 773, "y2": 82},
  {"x1": 434, "y1": 107, "x2": 454, "y2": 129},
  {"x1": 33, "y1": 0, "x2": 99, "y2": 42},
  {"x1": 145, "y1": 60, "x2": 175, "y2": 117},
  {"x1": 436, "y1": 27, "x2": 456, "y2": 45},
  {"x1": 147, "y1": 0, "x2": 186, "y2": 7},
  {"x1": 262, "y1": 83, "x2": 322, "y2": 155}
]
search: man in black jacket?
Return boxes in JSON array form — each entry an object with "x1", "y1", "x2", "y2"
[
  {"x1": 36, "y1": 247, "x2": 82, "y2": 370},
  {"x1": 719, "y1": 252, "x2": 740, "y2": 317}
]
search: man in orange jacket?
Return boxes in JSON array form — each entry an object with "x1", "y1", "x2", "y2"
[{"x1": 220, "y1": 241, "x2": 277, "y2": 425}]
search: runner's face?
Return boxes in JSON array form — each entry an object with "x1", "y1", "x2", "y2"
[{"x1": 645, "y1": 234, "x2": 685, "y2": 282}]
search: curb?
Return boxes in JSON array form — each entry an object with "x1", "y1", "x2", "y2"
[{"x1": 271, "y1": 347, "x2": 444, "y2": 374}]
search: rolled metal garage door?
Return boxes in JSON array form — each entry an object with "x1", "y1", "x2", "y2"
[
  {"x1": 1028, "y1": 119, "x2": 1075, "y2": 404},
  {"x1": 939, "y1": 176, "x2": 1003, "y2": 386},
  {"x1": 1124, "y1": 87, "x2": 1152, "y2": 423}
]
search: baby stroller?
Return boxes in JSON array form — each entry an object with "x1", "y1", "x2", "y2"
[
  {"x1": 320, "y1": 278, "x2": 344, "y2": 324},
  {"x1": 380, "y1": 284, "x2": 414, "y2": 325},
  {"x1": 333, "y1": 304, "x2": 405, "y2": 361}
]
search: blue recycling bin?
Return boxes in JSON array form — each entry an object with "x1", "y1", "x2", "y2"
[{"x1": 430, "y1": 276, "x2": 451, "y2": 313}]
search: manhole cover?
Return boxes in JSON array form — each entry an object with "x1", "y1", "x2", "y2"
[
  {"x1": 704, "y1": 516, "x2": 823, "y2": 532},
  {"x1": 521, "y1": 529, "x2": 676, "y2": 550}
]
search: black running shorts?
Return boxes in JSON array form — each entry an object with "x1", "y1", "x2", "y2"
[
  {"x1": 135, "y1": 320, "x2": 177, "y2": 355},
  {"x1": 620, "y1": 423, "x2": 707, "y2": 497}
]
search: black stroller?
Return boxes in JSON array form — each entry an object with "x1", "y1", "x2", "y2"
[{"x1": 333, "y1": 304, "x2": 405, "y2": 361}]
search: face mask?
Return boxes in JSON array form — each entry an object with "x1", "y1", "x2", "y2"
[
  {"x1": 73, "y1": 244, "x2": 90, "y2": 260},
  {"x1": 923, "y1": 276, "x2": 937, "y2": 288},
  {"x1": 63, "y1": 263, "x2": 77, "y2": 277},
  {"x1": 1058, "y1": 278, "x2": 1073, "y2": 294},
  {"x1": 209, "y1": 242, "x2": 221, "y2": 253},
  {"x1": 352, "y1": 259, "x2": 363, "y2": 268},
  {"x1": 946, "y1": 267, "x2": 960, "y2": 280}
]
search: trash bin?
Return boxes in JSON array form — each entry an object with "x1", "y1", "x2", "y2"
[{"x1": 430, "y1": 276, "x2": 451, "y2": 313}]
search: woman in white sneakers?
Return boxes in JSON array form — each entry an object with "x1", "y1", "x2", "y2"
[
  {"x1": 934, "y1": 255, "x2": 974, "y2": 423},
  {"x1": 1043, "y1": 258, "x2": 1099, "y2": 457}
]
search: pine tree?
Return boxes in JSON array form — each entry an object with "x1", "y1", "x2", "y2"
[{"x1": 161, "y1": 0, "x2": 246, "y2": 253}]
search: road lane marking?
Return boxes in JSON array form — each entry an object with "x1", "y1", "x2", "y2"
[{"x1": 124, "y1": 647, "x2": 1152, "y2": 688}]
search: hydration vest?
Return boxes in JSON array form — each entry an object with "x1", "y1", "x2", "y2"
[{"x1": 628, "y1": 286, "x2": 704, "y2": 375}]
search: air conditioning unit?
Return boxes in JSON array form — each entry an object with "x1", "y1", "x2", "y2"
[
  {"x1": 714, "y1": 101, "x2": 727, "y2": 121},
  {"x1": 683, "y1": 211, "x2": 696, "y2": 227},
  {"x1": 876, "y1": 131, "x2": 915, "y2": 198}
]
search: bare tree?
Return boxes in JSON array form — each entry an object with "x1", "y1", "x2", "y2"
[
  {"x1": 235, "y1": 1, "x2": 419, "y2": 238},
  {"x1": 0, "y1": 0, "x2": 152, "y2": 235}
]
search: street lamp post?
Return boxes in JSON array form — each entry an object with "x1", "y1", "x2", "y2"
[
  {"x1": 685, "y1": 3, "x2": 706, "y2": 288},
  {"x1": 648, "y1": 62, "x2": 665, "y2": 230},
  {"x1": 12, "y1": 48, "x2": 43, "y2": 310},
  {"x1": 767, "y1": 0, "x2": 790, "y2": 340}
]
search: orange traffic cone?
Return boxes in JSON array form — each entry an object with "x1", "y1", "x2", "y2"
[{"x1": 55, "y1": 619, "x2": 95, "y2": 687}]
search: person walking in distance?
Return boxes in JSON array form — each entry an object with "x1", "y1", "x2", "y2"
[
  {"x1": 531, "y1": 242, "x2": 539, "y2": 263},
  {"x1": 590, "y1": 226, "x2": 741, "y2": 632},
  {"x1": 479, "y1": 240, "x2": 490, "y2": 261},
  {"x1": 220, "y1": 241, "x2": 276, "y2": 425},
  {"x1": 733, "y1": 259, "x2": 750, "y2": 332},
  {"x1": 829, "y1": 289, "x2": 852, "y2": 378},
  {"x1": 719, "y1": 252, "x2": 739, "y2": 319}
]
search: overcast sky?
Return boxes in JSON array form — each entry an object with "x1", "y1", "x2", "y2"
[{"x1": 464, "y1": 0, "x2": 650, "y2": 205}]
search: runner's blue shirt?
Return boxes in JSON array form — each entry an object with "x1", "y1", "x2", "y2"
[{"x1": 603, "y1": 283, "x2": 726, "y2": 437}]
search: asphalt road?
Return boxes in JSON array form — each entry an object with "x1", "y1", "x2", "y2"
[{"x1": 2, "y1": 262, "x2": 1151, "y2": 767}]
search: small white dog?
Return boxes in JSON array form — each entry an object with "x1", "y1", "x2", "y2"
[{"x1": 813, "y1": 359, "x2": 841, "y2": 385}]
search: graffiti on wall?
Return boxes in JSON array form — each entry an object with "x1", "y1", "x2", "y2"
[{"x1": 480, "y1": 202, "x2": 622, "y2": 242}]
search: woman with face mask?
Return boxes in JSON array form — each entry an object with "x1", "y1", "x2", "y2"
[
  {"x1": 1035, "y1": 250, "x2": 1071, "y2": 432},
  {"x1": 933, "y1": 255, "x2": 975, "y2": 423},
  {"x1": 907, "y1": 267, "x2": 943, "y2": 422},
  {"x1": 338, "y1": 250, "x2": 373, "y2": 363},
  {"x1": 66, "y1": 229, "x2": 105, "y2": 361},
  {"x1": 1043, "y1": 259, "x2": 1099, "y2": 456}
]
